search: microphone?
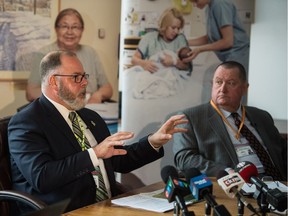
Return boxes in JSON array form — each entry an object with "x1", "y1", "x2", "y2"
[
  {"x1": 217, "y1": 170, "x2": 258, "y2": 215},
  {"x1": 184, "y1": 168, "x2": 231, "y2": 216},
  {"x1": 161, "y1": 166, "x2": 195, "y2": 216},
  {"x1": 235, "y1": 161, "x2": 287, "y2": 212}
]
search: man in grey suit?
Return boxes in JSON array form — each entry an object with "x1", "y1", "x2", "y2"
[
  {"x1": 8, "y1": 50, "x2": 188, "y2": 214},
  {"x1": 173, "y1": 61, "x2": 287, "y2": 180}
]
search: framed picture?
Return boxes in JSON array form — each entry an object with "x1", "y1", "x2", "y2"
[{"x1": 0, "y1": 0, "x2": 56, "y2": 72}]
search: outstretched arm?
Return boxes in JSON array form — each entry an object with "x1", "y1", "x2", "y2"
[
  {"x1": 93, "y1": 114, "x2": 188, "y2": 159},
  {"x1": 183, "y1": 26, "x2": 234, "y2": 63}
]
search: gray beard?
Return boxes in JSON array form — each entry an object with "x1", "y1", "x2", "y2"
[{"x1": 58, "y1": 81, "x2": 86, "y2": 110}]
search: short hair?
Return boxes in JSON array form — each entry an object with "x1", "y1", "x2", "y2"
[
  {"x1": 158, "y1": 8, "x2": 184, "y2": 36},
  {"x1": 215, "y1": 61, "x2": 247, "y2": 82},
  {"x1": 40, "y1": 50, "x2": 76, "y2": 83},
  {"x1": 54, "y1": 8, "x2": 84, "y2": 29}
]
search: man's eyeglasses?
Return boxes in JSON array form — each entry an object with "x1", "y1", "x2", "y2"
[
  {"x1": 57, "y1": 24, "x2": 83, "y2": 32},
  {"x1": 53, "y1": 73, "x2": 89, "y2": 83}
]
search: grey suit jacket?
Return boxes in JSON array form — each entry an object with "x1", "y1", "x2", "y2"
[{"x1": 173, "y1": 103, "x2": 287, "y2": 179}]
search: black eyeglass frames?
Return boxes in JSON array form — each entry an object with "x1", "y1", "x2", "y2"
[{"x1": 53, "y1": 73, "x2": 89, "y2": 83}]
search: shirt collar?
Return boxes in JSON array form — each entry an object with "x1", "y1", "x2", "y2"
[
  {"x1": 220, "y1": 105, "x2": 242, "y2": 119},
  {"x1": 44, "y1": 94, "x2": 72, "y2": 121}
]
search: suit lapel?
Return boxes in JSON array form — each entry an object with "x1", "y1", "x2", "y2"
[
  {"x1": 77, "y1": 111, "x2": 98, "y2": 141},
  {"x1": 207, "y1": 105, "x2": 239, "y2": 164},
  {"x1": 245, "y1": 108, "x2": 270, "y2": 151},
  {"x1": 39, "y1": 96, "x2": 82, "y2": 151},
  {"x1": 77, "y1": 110, "x2": 110, "y2": 145}
]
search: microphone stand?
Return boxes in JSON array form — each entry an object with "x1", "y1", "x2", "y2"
[
  {"x1": 173, "y1": 201, "x2": 180, "y2": 216},
  {"x1": 260, "y1": 192, "x2": 268, "y2": 216},
  {"x1": 237, "y1": 197, "x2": 244, "y2": 216},
  {"x1": 174, "y1": 196, "x2": 195, "y2": 216},
  {"x1": 254, "y1": 189, "x2": 267, "y2": 216},
  {"x1": 205, "y1": 202, "x2": 211, "y2": 216},
  {"x1": 203, "y1": 194, "x2": 231, "y2": 216}
]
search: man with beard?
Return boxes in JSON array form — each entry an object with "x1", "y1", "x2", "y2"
[{"x1": 8, "y1": 50, "x2": 188, "y2": 214}]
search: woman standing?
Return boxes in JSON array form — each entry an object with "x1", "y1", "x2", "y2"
[{"x1": 26, "y1": 8, "x2": 113, "y2": 104}]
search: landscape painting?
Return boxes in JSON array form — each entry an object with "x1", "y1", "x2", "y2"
[{"x1": 0, "y1": 0, "x2": 52, "y2": 71}]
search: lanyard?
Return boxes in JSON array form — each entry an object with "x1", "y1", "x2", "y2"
[{"x1": 210, "y1": 100, "x2": 245, "y2": 140}]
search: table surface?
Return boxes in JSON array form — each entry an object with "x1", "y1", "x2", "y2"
[{"x1": 62, "y1": 179, "x2": 272, "y2": 216}]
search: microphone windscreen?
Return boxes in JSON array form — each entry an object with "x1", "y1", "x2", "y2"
[
  {"x1": 161, "y1": 165, "x2": 178, "y2": 183},
  {"x1": 216, "y1": 170, "x2": 229, "y2": 180},
  {"x1": 184, "y1": 167, "x2": 201, "y2": 181},
  {"x1": 235, "y1": 161, "x2": 258, "y2": 183}
]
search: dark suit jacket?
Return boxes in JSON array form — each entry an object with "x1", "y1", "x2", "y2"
[
  {"x1": 8, "y1": 95, "x2": 164, "y2": 212},
  {"x1": 173, "y1": 103, "x2": 287, "y2": 179}
]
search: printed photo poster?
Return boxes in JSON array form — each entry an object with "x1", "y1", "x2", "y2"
[
  {"x1": 0, "y1": 0, "x2": 53, "y2": 71},
  {"x1": 119, "y1": 0, "x2": 252, "y2": 186}
]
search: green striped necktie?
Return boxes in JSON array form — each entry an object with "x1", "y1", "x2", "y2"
[{"x1": 69, "y1": 112, "x2": 109, "y2": 201}]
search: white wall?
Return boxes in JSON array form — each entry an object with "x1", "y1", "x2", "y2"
[{"x1": 248, "y1": 0, "x2": 287, "y2": 121}]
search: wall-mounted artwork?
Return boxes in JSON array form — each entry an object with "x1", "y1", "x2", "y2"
[{"x1": 0, "y1": 0, "x2": 53, "y2": 71}]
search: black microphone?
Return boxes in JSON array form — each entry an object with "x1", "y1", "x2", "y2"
[
  {"x1": 216, "y1": 170, "x2": 258, "y2": 215},
  {"x1": 161, "y1": 166, "x2": 195, "y2": 216},
  {"x1": 235, "y1": 161, "x2": 287, "y2": 212},
  {"x1": 184, "y1": 168, "x2": 231, "y2": 216}
]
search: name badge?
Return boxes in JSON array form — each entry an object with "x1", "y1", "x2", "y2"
[{"x1": 236, "y1": 145, "x2": 254, "y2": 158}]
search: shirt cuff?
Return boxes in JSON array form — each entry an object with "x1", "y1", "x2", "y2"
[{"x1": 147, "y1": 135, "x2": 161, "y2": 152}]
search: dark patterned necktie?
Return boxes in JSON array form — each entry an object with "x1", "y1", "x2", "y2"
[
  {"x1": 231, "y1": 113, "x2": 283, "y2": 180},
  {"x1": 69, "y1": 112, "x2": 109, "y2": 201}
]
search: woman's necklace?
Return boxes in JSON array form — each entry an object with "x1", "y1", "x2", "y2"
[{"x1": 210, "y1": 100, "x2": 245, "y2": 140}]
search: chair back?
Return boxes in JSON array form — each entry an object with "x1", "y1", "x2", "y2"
[
  {"x1": 0, "y1": 116, "x2": 48, "y2": 216},
  {"x1": 0, "y1": 116, "x2": 12, "y2": 215}
]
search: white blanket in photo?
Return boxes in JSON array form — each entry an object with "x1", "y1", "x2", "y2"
[{"x1": 129, "y1": 50, "x2": 190, "y2": 99}]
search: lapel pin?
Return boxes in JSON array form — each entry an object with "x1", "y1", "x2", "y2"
[{"x1": 91, "y1": 120, "x2": 96, "y2": 126}]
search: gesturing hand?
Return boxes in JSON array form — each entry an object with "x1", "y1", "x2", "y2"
[
  {"x1": 148, "y1": 114, "x2": 188, "y2": 148},
  {"x1": 93, "y1": 132, "x2": 134, "y2": 159}
]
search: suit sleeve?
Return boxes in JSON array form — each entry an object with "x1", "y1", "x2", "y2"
[
  {"x1": 110, "y1": 135, "x2": 164, "y2": 173},
  {"x1": 173, "y1": 110, "x2": 228, "y2": 176},
  {"x1": 80, "y1": 108, "x2": 164, "y2": 174}
]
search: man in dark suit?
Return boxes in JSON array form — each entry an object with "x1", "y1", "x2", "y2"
[
  {"x1": 173, "y1": 61, "x2": 287, "y2": 180},
  {"x1": 8, "y1": 50, "x2": 188, "y2": 213}
]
